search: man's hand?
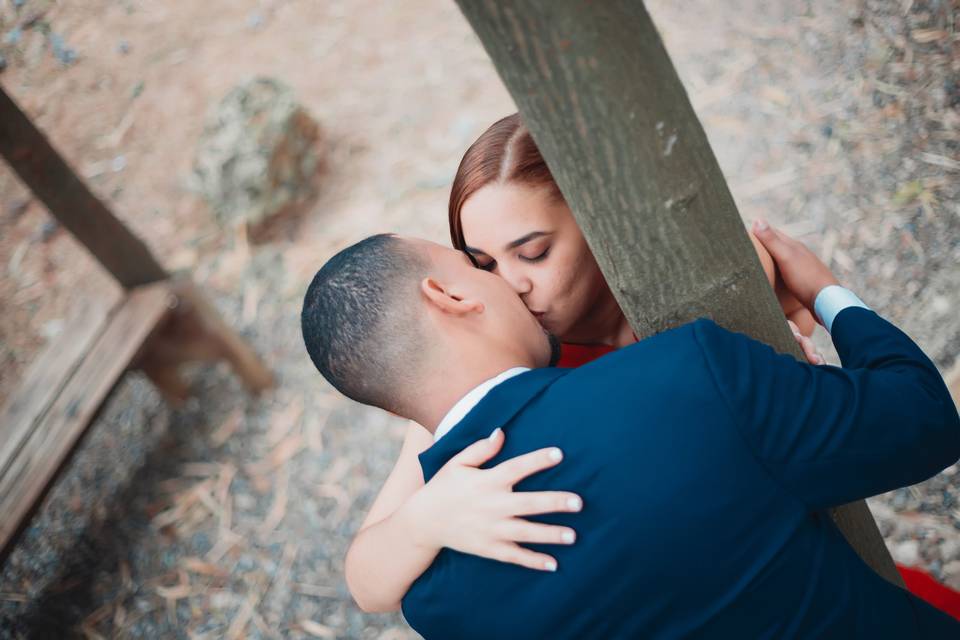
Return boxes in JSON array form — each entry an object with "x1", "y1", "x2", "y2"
[{"x1": 751, "y1": 218, "x2": 840, "y2": 315}]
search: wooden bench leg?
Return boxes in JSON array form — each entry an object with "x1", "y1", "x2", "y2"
[
  {"x1": 132, "y1": 279, "x2": 274, "y2": 397},
  {"x1": 139, "y1": 360, "x2": 192, "y2": 407}
]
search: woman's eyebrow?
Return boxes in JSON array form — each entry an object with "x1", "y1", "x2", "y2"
[
  {"x1": 464, "y1": 231, "x2": 551, "y2": 257},
  {"x1": 504, "y1": 231, "x2": 550, "y2": 250}
]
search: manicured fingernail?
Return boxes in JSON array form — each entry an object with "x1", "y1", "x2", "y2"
[
  {"x1": 754, "y1": 218, "x2": 769, "y2": 231},
  {"x1": 548, "y1": 448, "x2": 563, "y2": 462},
  {"x1": 544, "y1": 560, "x2": 557, "y2": 572},
  {"x1": 489, "y1": 427, "x2": 502, "y2": 440},
  {"x1": 561, "y1": 530, "x2": 576, "y2": 544},
  {"x1": 567, "y1": 497, "x2": 582, "y2": 511}
]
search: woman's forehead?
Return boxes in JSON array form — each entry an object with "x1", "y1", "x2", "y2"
[{"x1": 461, "y1": 183, "x2": 562, "y2": 248}]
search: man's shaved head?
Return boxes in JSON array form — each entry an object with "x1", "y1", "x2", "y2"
[
  {"x1": 301, "y1": 234, "x2": 427, "y2": 413},
  {"x1": 303, "y1": 234, "x2": 558, "y2": 427}
]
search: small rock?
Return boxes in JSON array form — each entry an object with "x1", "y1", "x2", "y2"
[
  {"x1": 117, "y1": 39, "x2": 130, "y2": 55},
  {"x1": 941, "y1": 538, "x2": 960, "y2": 561},
  {"x1": 931, "y1": 296, "x2": 950, "y2": 315},
  {"x1": 247, "y1": 12, "x2": 265, "y2": 30},
  {"x1": 209, "y1": 590, "x2": 240, "y2": 610},
  {"x1": 35, "y1": 219, "x2": 58, "y2": 242},
  {"x1": 236, "y1": 554, "x2": 256, "y2": 571},
  {"x1": 40, "y1": 318, "x2": 65, "y2": 340},
  {"x1": 3, "y1": 27, "x2": 23, "y2": 46},
  {"x1": 191, "y1": 77, "x2": 322, "y2": 233},
  {"x1": 946, "y1": 75, "x2": 960, "y2": 109},
  {"x1": 892, "y1": 539, "x2": 920, "y2": 566},
  {"x1": 49, "y1": 32, "x2": 77, "y2": 65},
  {"x1": 234, "y1": 493, "x2": 256, "y2": 510},
  {"x1": 7, "y1": 198, "x2": 30, "y2": 218},
  {"x1": 944, "y1": 561, "x2": 960, "y2": 590}
]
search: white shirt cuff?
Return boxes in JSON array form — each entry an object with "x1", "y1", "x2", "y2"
[{"x1": 814, "y1": 285, "x2": 870, "y2": 334}]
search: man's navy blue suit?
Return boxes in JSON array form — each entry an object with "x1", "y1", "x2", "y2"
[{"x1": 401, "y1": 307, "x2": 960, "y2": 638}]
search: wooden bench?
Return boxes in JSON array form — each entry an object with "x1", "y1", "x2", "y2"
[{"x1": 0, "y1": 87, "x2": 273, "y2": 560}]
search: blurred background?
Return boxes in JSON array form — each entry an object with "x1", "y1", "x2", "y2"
[{"x1": 1, "y1": 0, "x2": 958, "y2": 637}]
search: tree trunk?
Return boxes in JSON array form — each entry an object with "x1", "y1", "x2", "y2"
[{"x1": 453, "y1": 0, "x2": 902, "y2": 586}]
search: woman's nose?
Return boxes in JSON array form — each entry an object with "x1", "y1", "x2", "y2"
[{"x1": 499, "y1": 266, "x2": 533, "y2": 296}]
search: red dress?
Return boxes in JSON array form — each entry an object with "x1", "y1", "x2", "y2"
[{"x1": 557, "y1": 341, "x2": 960, "y2": 620}]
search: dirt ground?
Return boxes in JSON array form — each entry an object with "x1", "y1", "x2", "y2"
[{"x1": 1, "y1": 0, "x2": 958, "y2": 637}]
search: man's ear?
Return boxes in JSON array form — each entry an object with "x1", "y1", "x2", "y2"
[{"x1": 420, "y1": 277, "x2": 484, "y2": 316}]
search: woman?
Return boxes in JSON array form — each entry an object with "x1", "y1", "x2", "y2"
[{"x1": 345, "y1": 114, "x2": 960, "y2": 618}]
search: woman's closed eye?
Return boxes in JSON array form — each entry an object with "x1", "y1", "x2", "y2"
[
  {"x1": 520, "y1": 246, "x2": 550, "y2": 263},
  {"x1": 472, "y1": 248, "x2": 549, "y2": 272}
]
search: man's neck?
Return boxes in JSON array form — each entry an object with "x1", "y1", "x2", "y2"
[{"x1": 410, "y1": 358, "x2": 532, "y2": 434}]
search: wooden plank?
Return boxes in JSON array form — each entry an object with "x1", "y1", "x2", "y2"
[
  {"x1": 0, "y1": 283, "x2": 174, "y2": 555},
  {"x1": 0, "y1": 87, "x2": 168, "y2": 288},
  {"x1": 453, "y1": 0, "x2": 902, "y2": 586},
  {"x1": 174, "y1": 280, "x2": 274, "y2": 393},
  {"x1": 132, "y1": 278, "x2": 274, "y2": 402},
  {"x1": 0, "y1": 299, "x2": 115, "y2": 489}
]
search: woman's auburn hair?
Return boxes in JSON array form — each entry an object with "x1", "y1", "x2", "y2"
[{"x1": 448, "y1": 113, "x2": 563, "y2": 250}]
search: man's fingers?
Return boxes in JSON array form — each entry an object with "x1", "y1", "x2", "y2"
[
  {"x1": 491, "y1": 543, "x2": 559, "y2": 572},
  {"x1": 499, "y1": 519, "x2": 577, "y2": 546},
  {"x1": 508, "y1": 491, "x2": 583, "y2": 517},
  {"x1": 449, "y1": 427, "x2": 505, "y2": 468},
  {"x1": 493, "y1": 447, "x2": 565, "y2": 485}
]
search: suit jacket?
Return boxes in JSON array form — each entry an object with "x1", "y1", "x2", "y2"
[{"x1": 401, "y1": 307, "x2": 960, "y2": 638}]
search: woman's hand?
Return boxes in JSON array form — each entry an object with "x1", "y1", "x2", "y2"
[
  {"x1": 749, "y1": 228, "x2": 818, "y2": 337},
  {"x1": 749, "y1": 228, "x2": 825, "y2": 363},
  {"x1": 404, "y1": 428, "x2": 582, "y2": 572},
  {"x1": 789, "y1": 319, "x2": 825, "y2": 365},
  {"x1": 751, "y1": 218, "x2": 840, "y2": 312}
]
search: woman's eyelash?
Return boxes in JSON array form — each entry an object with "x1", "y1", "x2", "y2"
[
  {"x1": 522, "y1": 248, "x2": 550, "y2": 263},
  {"x1": 472, "y1": 248, "x2": 547, "y2": 270}
]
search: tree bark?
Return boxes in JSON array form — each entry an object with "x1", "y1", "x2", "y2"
[{"x1": 454, "y1": 0, "x2": 902, "y2": 586}]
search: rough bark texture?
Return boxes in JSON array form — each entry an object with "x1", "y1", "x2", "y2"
[{"x1": 454, "y1": 0, "x2": 902, "y2": 586}]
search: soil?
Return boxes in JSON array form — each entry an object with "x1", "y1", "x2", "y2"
[{"x1": 1, "y1": 0, "x2": 958, "y2": 637}]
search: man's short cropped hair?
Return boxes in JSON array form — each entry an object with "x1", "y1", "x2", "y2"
[{"x1": 301, "y1": 234, "x2": 426, "y2": 412}]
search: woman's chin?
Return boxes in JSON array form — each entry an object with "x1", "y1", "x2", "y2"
[
  {"x1": 533, "y1": 314, "x2": 553, "y2": 332},
  {"x1": 537, "y1": 316, "x2": 567, "y2": 338}
]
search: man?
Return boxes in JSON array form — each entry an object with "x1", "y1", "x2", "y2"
[{"x1": 300, "y1": 222, "x2": 960, "y2": 638}]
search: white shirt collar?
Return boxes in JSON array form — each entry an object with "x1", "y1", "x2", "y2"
[{"x1": 433, "y1": 367, "x2": 531, "y2": 441}]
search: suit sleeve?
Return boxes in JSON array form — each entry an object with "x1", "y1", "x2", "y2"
[{"x1": 693, "y1": 307, "x2": 960, "y2": 510}]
